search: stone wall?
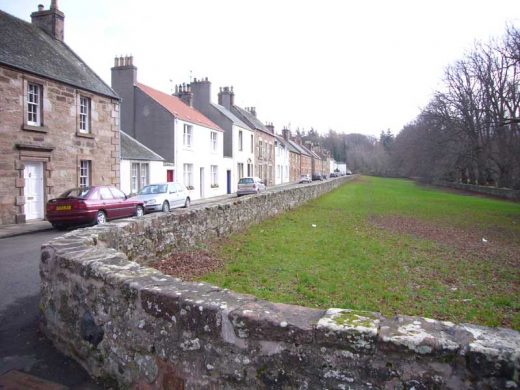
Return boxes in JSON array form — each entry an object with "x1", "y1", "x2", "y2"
[
  {"x1": 40, "y1": 177, "x2": 520, "y2": 389},
  {"x1": 432, "y1": 180, "x2": 520, "y2": 201}
]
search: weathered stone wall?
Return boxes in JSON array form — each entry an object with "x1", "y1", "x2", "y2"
[
  {"x1": 432, "y1": 180, "x2": 520, "y2": 201},
  {"x1": 40, "y1": 177, "x2": 520, "y2": 389}
]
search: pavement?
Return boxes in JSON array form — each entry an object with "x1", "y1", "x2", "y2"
[{"x1": 0, "y1": 219, "x2": 53, "y2": 239}]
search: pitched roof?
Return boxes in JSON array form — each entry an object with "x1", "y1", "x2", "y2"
[
  {"x1": 120, "y1": 131, "x2": 165, "y2": 161},
  {"x1": 137, "y1": 83, "x2": 222, "y2": 131},
  {"x1": 231, "y1": 105, "x2": 272, "y2": 135},
  {"x1": 287, "y1": 139, "x2": 312, "y2": 157},
  {"x1": 211, "y1": 103, "x2": 251, "y2": 130},
  {"x1": 0, "y1": 10, "x2": 118, "y2": 99}
]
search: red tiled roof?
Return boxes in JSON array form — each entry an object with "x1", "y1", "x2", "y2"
[{"x1": 137, "y1": 83, "x2": 222, "y2": 131}]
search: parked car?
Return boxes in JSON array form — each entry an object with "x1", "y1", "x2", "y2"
[
  {"x1": 312, "y1": 174, "x2": 323, "y2": 181},
  {"x1": 299, "y1": 174, "x2": 312, "y2": 184},
  {"x1": 46, "y1": 186, "x2": 144, "y2": 229},
  {"x1": 133, "y1": 182, "x2": 190, "y2": 213},
  {"x1": 346, "y1": 170, "x2": 352, "y2": 175},
  {"x1": 330, "y1": 172, "x2": 338, "y2": 178},
  {"x1": 237, "y1": 177, "x2": 266, "y2": 196}
]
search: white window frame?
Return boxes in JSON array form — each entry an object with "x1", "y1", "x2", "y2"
[
  {"x1": 183, "y1": 163, "x2": 193, "y2": 187},
  {"x1": 210, "y1": 131, "x2": 218, "y2": 152},
  {"x1": 131, "y1": 162, "x2": 149, "y2": 193},
  {"x1": 79, "y1": 96, "x2": 91, "y2": 133},
  {"x1": 237, "y1": 163, "x2": 244, "y2": 179},
  {"x1": 183, "y1": 124, "x2": 193, "y2": 147},
  {"x1": 79, "y1": 160, "x2": 91, "y2": 188},
  {"x1": 251, "y1": 134, "x2": 254, "y2": 153},
  {"x1": 210, "y1": 165, "x2": 218, "y2": 186},
  {"x1": 27, "y1": 83, "x2": 42, "y2": 126},
  {"x1": 238, "y1": 130, "x2": 243, "y2": 151}
]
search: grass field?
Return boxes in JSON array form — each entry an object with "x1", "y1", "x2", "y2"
[{"x1": 197, "y1": 176, "x2": 520, "y2": 330}]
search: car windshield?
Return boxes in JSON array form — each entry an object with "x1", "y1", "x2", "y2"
[
  {"x1": 138, "y1": 184, "x2": 167, "y2": 195},
  {"x1": 58, "y1": 187, "x2": 91, "y2": 199},
  {"x1": 238, "y1": 178, "x2": 254, "y2": 184}
]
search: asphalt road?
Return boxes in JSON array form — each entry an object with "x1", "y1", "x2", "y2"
[{"x1": 0, "y1": 230, "x2": 102, "y2": 388}]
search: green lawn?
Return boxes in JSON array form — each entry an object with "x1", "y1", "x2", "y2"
[{"x1": 199, "y1": 176, "x2": 520, "y2": 330}]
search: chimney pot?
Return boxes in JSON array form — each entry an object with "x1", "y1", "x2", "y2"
[
  {"x1": 38, "y1": 4, "x2": 44, "y2": 11},
  {"x1": 50, "y1": 0, "x2": 58, "y2": 10}
]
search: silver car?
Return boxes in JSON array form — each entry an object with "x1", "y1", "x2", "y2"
[
  {"x1": 237, "y1": 176, "x2": 266, "y2": 196},
  {"x1": 134, "y1": 182, "x2": 190, "y2": 212}
]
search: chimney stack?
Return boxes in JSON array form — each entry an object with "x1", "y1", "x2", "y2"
[
  {"x1": 175, "y1": 83, "x2": 193, "y2": 107},
  {"x1": 282, "y1": 127, "x2": 291, "y2": 141},
  {"x1": 245, "y1": 106, "x2": 257, "y2": 117},
  {"x1": 111, "y1": 55, "x2": 138, "y2": 136},
  {"x1": 31, "y1": 1, "x2": 65, "y2": 41},
  {"x1": 265, "y1": 122, "x2": 274, "y2": 134},
  {"x1": 218, "y1": 86, "x2": 234, "y2": 110}
]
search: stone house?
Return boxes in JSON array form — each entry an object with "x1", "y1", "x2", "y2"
[
  {"x1": 120, "y1": 131, "x2": 166, "y2": 195},
  {"x1": 0, "y1": 3, "x2": 120, "y2": 225},
  {"x1": 231, "y1": 104, "x2": 276, "y2": 186},
  {"x1": 111, "y1": 57, "x2": 227, "y2": 201},
  {"x1": 281, "y1": 128, "x2": 302, "y2": 181},
  {"x1": 281, "y1": 129, "x2": 313, "y2": 177},
  {"x1": 175, "y1": 80, "x2": 255, "y2": 194}
]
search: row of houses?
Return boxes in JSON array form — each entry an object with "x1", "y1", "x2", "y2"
[{"x1": 0, "y1": 2, "x2": 343, "y2": 226}]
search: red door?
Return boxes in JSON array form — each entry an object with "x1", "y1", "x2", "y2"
[{"x1": 167, "y1": 170, "x2": 174, "y2": 182}]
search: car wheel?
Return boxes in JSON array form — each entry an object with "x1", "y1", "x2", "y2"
[
  {"x1": 136, "y1": 205, "x2": 144, "y2": 217},
  {"x1": 162, "y1": 201, "x2": 170, "y2": 213},
  {"x1": 96, "y1": 210, "x2": 107, "y2": 225},
  {"x1": 184, "y1": 198, "x2": 190, "y2": 208}
]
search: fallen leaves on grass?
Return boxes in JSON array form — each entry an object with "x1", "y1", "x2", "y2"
[{"x1": 150, "y1": 251, "x2": 223, "y2": 280}]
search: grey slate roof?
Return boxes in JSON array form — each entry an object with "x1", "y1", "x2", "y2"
[
  {"x1": 120, "y1": 131, "x2": 165, "y2": 161},
  {"x1": 0, "y1": 10, "x2": 118, "y2": 99},
  {"x1": 231, "y1": 105, "x2": 272, "y2": 135},
  {"x1": 287, "y1": 139, "x2": 312, "y2": 157},
  {"x1": 211, "y1": 103, "x2": 251, "y2": 130}
]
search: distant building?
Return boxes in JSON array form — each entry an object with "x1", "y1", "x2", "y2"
[{"x1": 0, "y1": 3, "x2": 120, "y2": 225}]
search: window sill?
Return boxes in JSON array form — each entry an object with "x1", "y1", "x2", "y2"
[
  {"x1": 22, "y1": 124, "x2": 48, "y2": 133},
  {"x1": 76, "y1": 131, "x2": 95, "y2": 139}
]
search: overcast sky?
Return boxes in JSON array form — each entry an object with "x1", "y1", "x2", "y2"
[{"x1": 2, "y1": 0, "x2": 518, "y2": 137}]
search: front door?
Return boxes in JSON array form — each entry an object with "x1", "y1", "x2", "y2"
[
  {"x1": 200, "y1": 167, "x2": 205, "y2": 199},
  {"x1": 24, "y1": 161, "x2": 44, "y2": 220},
  {"x1": 226, "y1": 170, "x2": 231, "y2": 194}
]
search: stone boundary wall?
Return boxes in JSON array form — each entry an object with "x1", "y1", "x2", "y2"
[
  {"x1": 431, "y1": 180, "x2": 520, "y2": 201},
  {"x1": 40, "y1": 177, "x2": 520, "y2": 389}
]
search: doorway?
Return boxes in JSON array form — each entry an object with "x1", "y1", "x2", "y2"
[
  {"x1": 226, "y1": 170, "x2": 231, "y2": 194},
  {"x1": 24, "y1": 161, "x2": 44, "y2": 220},
  {"x1": 200, "y1": 167, "x2": 205, "y2": 199}
]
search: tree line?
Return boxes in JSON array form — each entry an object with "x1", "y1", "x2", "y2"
[{"x1": 300, "y1": 26, "x2": 520, "y2": 189}]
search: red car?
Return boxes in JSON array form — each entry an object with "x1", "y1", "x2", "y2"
[{"x1": 46, "y1": 186, "x2": 144, "y2": 229}]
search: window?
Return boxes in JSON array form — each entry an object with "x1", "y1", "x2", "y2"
[
  {"x1": 237, "y1": 163, "x2": 244, "y2": 179},
  {"x1": 79, "y1": 160, "x2": 91, "y2": 188},
  {"x1": 258, "y1": 140, "x2": 263, "y2": 159},
  {"x1": 238, "y1": 130, "x2": 243, "y2": 151},
  {"x1": 79, "y1": 96, "x2": 91, "y2": 133},
  {"x1": 131, "y1": 162, "x2": 149, "y2": 193},
  {"x1": 183, "y1": 124, "x2": 193, "y2": 147},
  {"x1": 110, "y1": 187, "x2": 127, "y2": 199},
  {"x1": 210, "y1": 131, "x2": 217, "y2": 152},
  {"x1": 27, "y1": 83, "x2": 42, "y2": 126},
  {"x1": 247, "y1": 163, "x2": 253, "y2": 177},
  {"x1": 210, "y1": 165, "x2": 218, "y2": 186},
  {"x1": 99, "y1": 187, "x2": 113, "y2": 200},
  {"x1": 251, "y1": 134, "x2": 254, "y2": 153},
  {"x1": 183, "y1": 163, "x2": 193, "y2": 187}
]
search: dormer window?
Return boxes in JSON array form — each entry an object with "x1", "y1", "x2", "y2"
[
  {"x1": 27, "y1": 83, "x2": 42, "y2": 126},
  {"x1": 79, "y1": 96, "x2": 91, "y2": 133}
]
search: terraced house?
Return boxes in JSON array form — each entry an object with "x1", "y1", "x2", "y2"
[
  {"x1": 0, "y1": 3, "x2": 120, "y2": 225},
  {"x1": 111, "y1": 57, "x2": 226, "y2": 201}
]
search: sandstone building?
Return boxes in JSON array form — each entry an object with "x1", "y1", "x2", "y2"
[{"x1": 0, "y1": 3, "x2": 120, "y2": 225}]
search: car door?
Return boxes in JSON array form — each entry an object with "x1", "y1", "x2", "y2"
[
  {"x1": 168, "y1": 183, "x2": 178, "y2": 208},
  {"x1": 110, "y1": 187, "x2": 134, "y2": 217},
  {"x1": 98, "y1": 186, "x2": 118, "y2": 219}
]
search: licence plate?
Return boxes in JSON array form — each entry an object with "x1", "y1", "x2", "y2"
[{"x1": 56, "y1": 205, "x2": 71, "y2": 211}]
